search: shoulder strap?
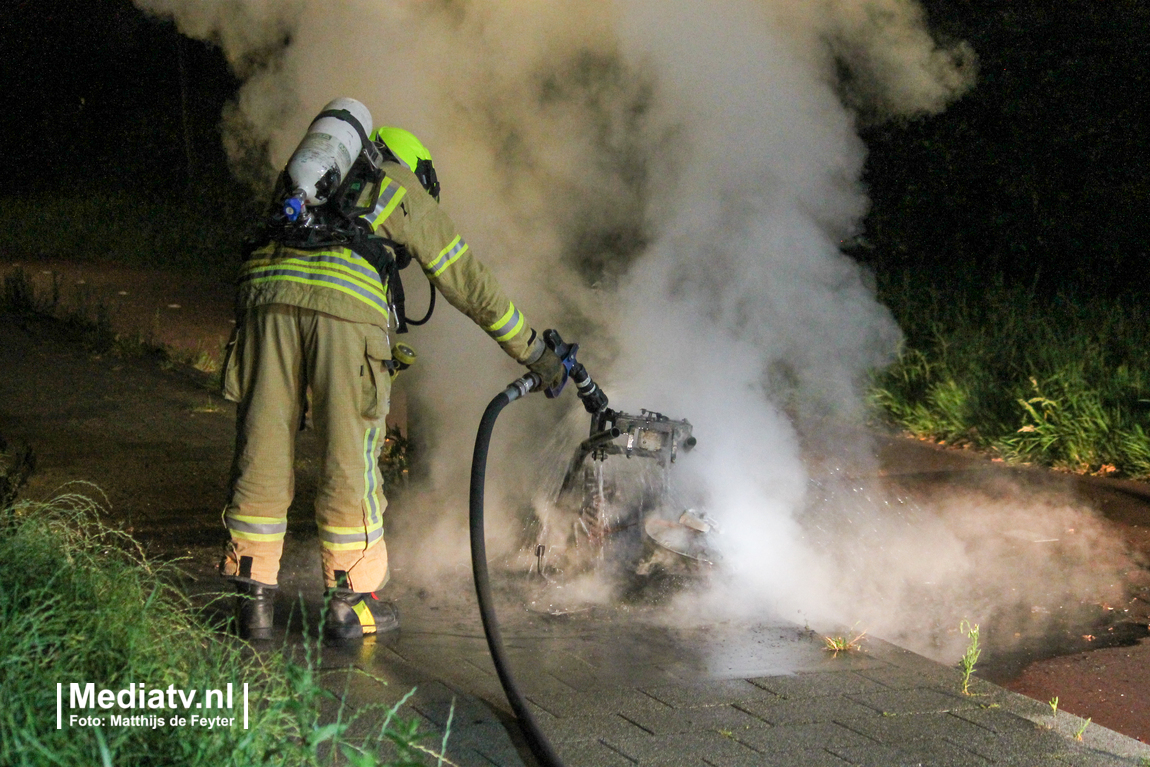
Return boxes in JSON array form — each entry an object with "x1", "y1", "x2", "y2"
[
  {"x1": 314, "y1": 108, "x2": 382, "y2": 168},
  {"x1": 347, "y1": 226, "x2": 412, "y2": 333}
]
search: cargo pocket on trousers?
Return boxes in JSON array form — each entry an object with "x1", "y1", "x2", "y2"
[
  {"x1": 221, "y1": 325, "x2": 244, "y2": 402},
  {"x1": 362, "y1": 334, "x2": 392, "y2": 420}
]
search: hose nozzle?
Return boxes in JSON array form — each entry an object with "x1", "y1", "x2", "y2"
[{"x1": 542, "y1": 329, "x2": 608, "y2": 414}]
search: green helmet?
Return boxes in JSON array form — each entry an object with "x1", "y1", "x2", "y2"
[{"x1": 371, "y1": 126, "x2": 440, "y2": 201}]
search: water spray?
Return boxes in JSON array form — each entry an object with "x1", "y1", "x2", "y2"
[{"x1": 561, "y1": 407, "x2": 697, "y2": 550}]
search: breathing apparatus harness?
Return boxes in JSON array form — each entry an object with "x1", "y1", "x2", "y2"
[{"x1": 254, "y1": 108, "x2": 435, "y2": 334}]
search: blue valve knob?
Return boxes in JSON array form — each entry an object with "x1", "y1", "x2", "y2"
[{"x1": 283, "y1": 195, "x2": 304, "y2": 222}]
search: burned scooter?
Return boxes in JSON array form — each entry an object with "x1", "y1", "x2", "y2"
[{"x1": 535, "y1": 400, "x2": 720, "y2": 585}]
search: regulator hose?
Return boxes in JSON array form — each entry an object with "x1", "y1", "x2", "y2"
[
  {"x1": 469, "y1": 374, "x2": 566, "y2": 767},
  {"x1": 405, "y1": 282, "x2": 435, "y2": 326}
]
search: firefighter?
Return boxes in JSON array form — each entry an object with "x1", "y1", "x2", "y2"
[{"x1": 219, "y1": 110, "x2": 564, "y2": 643}]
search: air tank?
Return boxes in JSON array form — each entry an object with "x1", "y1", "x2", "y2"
[{"x1": 281, "y1": 97, "x2": 373, "y2": 220}]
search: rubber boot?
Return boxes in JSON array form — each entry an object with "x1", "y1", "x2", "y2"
[
  {"x1": 323, "y1": 590, "x2": 399, "y2": 643},
  {"x1": 234, "y1": 582, "x2": 277, "y2": 640}
]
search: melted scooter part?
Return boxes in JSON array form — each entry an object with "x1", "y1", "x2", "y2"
[
  {"x1": 643, "y1": 510, "x2": 722, "y2": 564},
  {"x1": 550, "y1": 406, "x2": 719, "y2": 577}
]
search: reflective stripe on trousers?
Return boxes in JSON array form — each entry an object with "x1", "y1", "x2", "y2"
[{"x1": 220, "y1": 304, "x2": 391, "y2": 591}]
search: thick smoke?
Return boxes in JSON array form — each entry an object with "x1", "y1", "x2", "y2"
[{"x1": 136, "y1": 0, "x2": 1132, "y2": 661}]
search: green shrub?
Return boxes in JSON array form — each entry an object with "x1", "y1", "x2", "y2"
[
  {"x1": 871, "y1": 272, "x2": 1150, "y2": 477},
  {"x1": 0, "y1": 184, "x2": 260, "y2": 278}
]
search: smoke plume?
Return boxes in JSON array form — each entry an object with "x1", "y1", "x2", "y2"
[{"x1": 135, "y1": 0, "x2": 1133, "y2": 662}]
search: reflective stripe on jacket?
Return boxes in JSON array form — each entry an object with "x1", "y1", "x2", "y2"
[
  {"x1": 368, "y1": 163, "x2": 536, "y2": 362},
  {"x1": 237, "y1": 162, "x2": 536, "y2": 363},
  {"x1": 237, "y1": 243, "x2": 392, "y2": 330},
  {"x1": 242, "y1": 247, "x2": 389, "y2": 314}
]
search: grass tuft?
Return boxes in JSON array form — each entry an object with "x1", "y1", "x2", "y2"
[
  {"x1": 822, "y1": 626, "x2": 867, "y2": 656},
  {"x1": 0, "y1": 490, "x2": 443, "y2": 766}
]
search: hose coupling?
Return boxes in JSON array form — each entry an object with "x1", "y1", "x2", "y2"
[{"x1": 504, "y1": 372, "x2": 542, "y2": 402}]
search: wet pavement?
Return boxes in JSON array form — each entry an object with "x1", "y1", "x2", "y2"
[
  {"x1": 255, "y1": 458, "x2": 1150, "y2": 767},
  {"x1": 3, "y1": 268, "x2": 1150, "y2": 765},
  {"x1": 299, "y1": 590, "x2": 1150, "y2": 766}
]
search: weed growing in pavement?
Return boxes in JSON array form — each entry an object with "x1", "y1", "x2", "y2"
[
  {"x1": 1074, "y1": 717, "x2": 1092, "y2": 741},
  {"x1": 959, "y1": 620, "x2": 981, "y2": 695},
  {"x1": 870, "y1": 270, "x2": 1150, "y2": 478},
  {"x1": 191, "y1": 395, "x2": 225, "y2": 414},
  {"x1": 188, "y1": 345, "x2": 221, "y2": 375},
  {"x1": 1049, "y1": 696, "x2": 1059, "y2": 716},
  {"x1": 163, "y1": 338, "x2": 228, "y2": 391},
  {"x1": 0, "y1": 490, "x2": 447, "y2": 766},
  {"x1": 822, "y1": 626, "x2": 867, "y2": 656}
]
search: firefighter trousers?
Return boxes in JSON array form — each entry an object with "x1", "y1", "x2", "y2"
[{"x1": 220, "y1": 304, "x2": 392, "y2": 592}]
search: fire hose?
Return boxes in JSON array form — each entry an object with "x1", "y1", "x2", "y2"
[{"x1": 469, "y1": 330, "x2": 607, "y2": 767}]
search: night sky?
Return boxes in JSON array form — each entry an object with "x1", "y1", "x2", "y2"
[
  {"x1": 862, "y1": 0, "x2": 1150, "y2": 296},
  {"x1": 2, "y1": 0, "x2": 236, "y2": 191},
  {"x1": 4, "y1": 0, "x2": 1147, "y2": 296}
]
